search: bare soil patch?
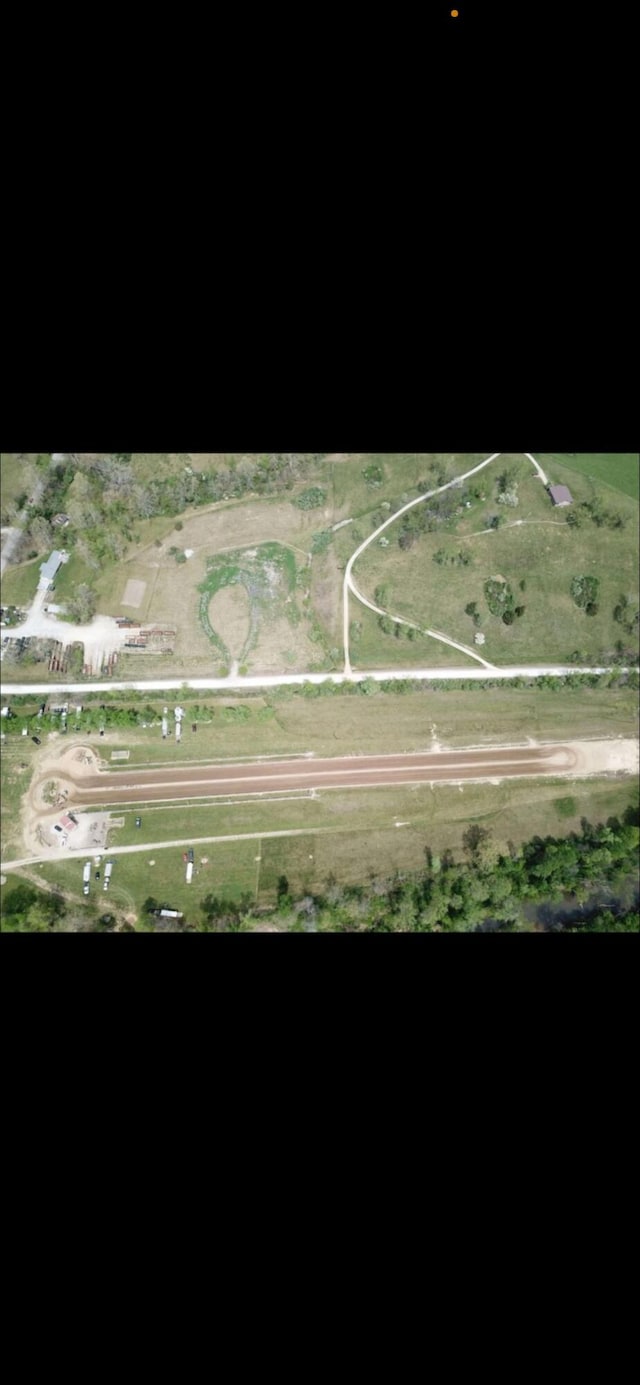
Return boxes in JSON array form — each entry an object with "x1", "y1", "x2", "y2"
[{"x1": 121, "y1": 579, "x2": 147, "y2": 608}]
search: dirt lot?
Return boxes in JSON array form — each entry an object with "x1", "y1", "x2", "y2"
[
  {"x1": 23, "y1": 740, "x2": 639, "y2": 813},
  {"x1": 121, "y1": 578, "x2": 147, "y2": 608}
]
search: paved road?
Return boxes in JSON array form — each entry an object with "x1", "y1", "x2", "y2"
[{"x1": 0, "y1": 665, "x2": 634, "y2": 697}]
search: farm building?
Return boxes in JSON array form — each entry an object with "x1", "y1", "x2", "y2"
[
  {"x1": 548, "y1": 484, "x2": 573, "y2": 507},
  {"x1": 38, "y1": 550, "x2": 67, "y2": 591}
]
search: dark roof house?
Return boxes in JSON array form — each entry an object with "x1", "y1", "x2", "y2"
[{"x1": 548, "y1": 484, "x2": 573, "y2": 507}]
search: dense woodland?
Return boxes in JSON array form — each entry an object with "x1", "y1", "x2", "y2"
[{"x1": 2, "y1": 806, "x2": 638, "y2": 933}]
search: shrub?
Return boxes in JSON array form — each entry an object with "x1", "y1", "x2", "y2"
[
  {"x1": 570, "y1": 575, "x2": 600, "y2": 610},
  {"x1": 294, "y1": 487, "x2": 326, "y2": 510},
  {"x1": 362, "y1": 464, "x2": 384, "y2": 487}
]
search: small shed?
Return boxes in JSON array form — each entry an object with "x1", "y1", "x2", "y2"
[{"x1": 548, "y1": 484, "x2": 573, "y2": 507}]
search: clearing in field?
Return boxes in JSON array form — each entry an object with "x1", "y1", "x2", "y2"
[{"x1": 121, "y1": 579, "x2": 147, "y2": 609}]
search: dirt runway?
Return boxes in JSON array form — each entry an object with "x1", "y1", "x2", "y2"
[{"x1": 47, "y1": 745, "x2": 582, "y2": 806}]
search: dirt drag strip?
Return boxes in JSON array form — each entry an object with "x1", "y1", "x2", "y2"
[{"x1": 32, "y1": 744, "x2": 588, "y2": 807}]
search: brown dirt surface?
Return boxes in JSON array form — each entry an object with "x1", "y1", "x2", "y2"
[{"x1": 28, "y1": 741, "x2": 639, "y2": 809}]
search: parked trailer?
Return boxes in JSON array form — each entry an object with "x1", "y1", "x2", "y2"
[
  {"x1": 186, "y1": 862, "x2": 193, "y2": 884},
  {"x1": 83, "y1": 861, "x2": 91, "y2": 896},
  {"x1": 103, "y1": 862, "x2": 113, "y2": 892}
]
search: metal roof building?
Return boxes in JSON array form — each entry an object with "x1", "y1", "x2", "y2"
[
  {"x1": 39, "y1": 551, "x2": 65, "y2": 588},
  {"x1": 548, "y1": 484, "x2": 573, "y2": 507}
]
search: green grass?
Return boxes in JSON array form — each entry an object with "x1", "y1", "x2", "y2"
[
  {"x1": 13, "y1": 837, "x2": 260, "y2": 929},
  {"x1": 4, "y1": 775, "x2": 636, "y2": 927},
  {"x1": 354, "y1": 454, "x2": 639, "y2": 667},
  {"x1": 50, "y1": 552, "x2": 99, "y2": 603},
  {"x1": 65, "y1": 684, "x2": 638, "y2": 771},
  {"x1": 541, "y1": 454, "x2": 639, "y2": 502},
  {"x1": 0, "y1": 559, "x2": 41, "y2": 610},
  {"x1": 0, "y1": 739, "x2": 39, "y2": 858},
  {"x1": 198, "y1": 542, "x2": 301, "y2": 664},
  {"x1": 0, "y1": 453, "x2": 38, "y2": 514}
]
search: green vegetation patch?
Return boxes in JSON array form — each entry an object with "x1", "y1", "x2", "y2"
[
  {"x1": 198, "y1": 542, "x2": 300, "y2": 664},
  {"x1": 541, "y1": 454, "x2": 639, "y2": 502}
]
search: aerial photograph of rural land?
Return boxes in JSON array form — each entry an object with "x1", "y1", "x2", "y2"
[{"x1": 1, "y1": 451, "x2": 638, "y2": 933}]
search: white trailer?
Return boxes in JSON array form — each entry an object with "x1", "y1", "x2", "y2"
[
  {"x1": 186, "y1": 862, "x2": 193, "y2": 884},
  {"x1": 83, "y1": 861, "x2": 91, "y2": 895},
  {"x1": 103, "y1": 861, "x2": 113, "y2": 892}
]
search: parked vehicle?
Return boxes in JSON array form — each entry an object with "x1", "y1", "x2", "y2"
[
  {"x1": 188, "y1": 848, "x2": 194, "y2": 863},
  {"x1": 31, "y1": 736, "x2": 41, "y2": 745},
  {"x1": 83, "y1": 862, "x2": 91, "y2": 896},
  {"x1": 135, "y1": 817, "x2": 142, "y2": 828}
]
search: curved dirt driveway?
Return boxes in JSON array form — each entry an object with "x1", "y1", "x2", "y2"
[{"x1": 343, "y1": 451, "x2": 553, "y2": 672}]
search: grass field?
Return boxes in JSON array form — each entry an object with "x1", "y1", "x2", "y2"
[
  {"x1": 540, "y1": 454, "x2": 639, "y2": 501},
  {"x1": 0, "y1": 559, "x2": 41, "y2": 610},
  {"x1": 353, "y1": 454, "x2": 639, "y2": 667},
  {"x1": 0, "y1": 453, "x2": 34, "y2": 513},
  {"x1": 3, "y1": 453, "x2": 638, "y2": 681},
  {"x1": 3, "y1": 774, "x2": 636, "y2": 929},
  {"x1": 0, "y1": 738, "x2": 39, "y2": 858},
  {"x1": 58, "y1": 684, "x2": 637, "y2": 769}
]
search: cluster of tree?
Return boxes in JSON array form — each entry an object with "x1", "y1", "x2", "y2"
[
  {"x1": 566, "y1": 499, "x2": 626, "y2": 531},
  {"x1": 484, "y1": 578, "x2": 525, "y2": 624},
  {"x1": 570, "y1": 574, "x2": 600, "y2": 616},
  {"x1": 362, "y1": 464, "x2": 384, "y2": 487},
  {"x1": 564, "y1": 908, "x2": 639, "y2": 934},
  {"x1": 378, "y1": 616, "x2": 416, "y2": 640},
  {"x1": 0, "y1": 882, "x2": 119, "y2": 933},
  {"x1": 613, "y1": 594, "x2": 639, "y2": 638},
  {"x1": 311, "y1": 530, "x2": 333, "y2": 554},
  {"x1": 294, "y1": 487, "x2": 327, "y2": 510},
  {"x1": 289, "y1": 808, "x2": 638, "y2": 933},
  {"x1": 397, "y1": 489, "x2": 465, "y2": 550},
  {"x1": 21, "y1": 454, "x2": 328, "y2": 572},
  {"x1": 65, "y1": 583, "x2": 98, "y2": 624},
  {"x1": 433, "y1": 549, "x2": 471, "y2": 567},
  {"x1": 496, "y1": 467, "x2": 519, "y2": 507}
]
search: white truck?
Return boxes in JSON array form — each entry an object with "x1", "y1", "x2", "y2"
[
  {"x1": 103, "y1": 861, "x2": 113, "y2": 892},
  {"x1": 186, "y1": 861, "x2": 193, "y2": 884},
  {"x1": 83, "y1": 862, "x2": 91, "y2": 895}
]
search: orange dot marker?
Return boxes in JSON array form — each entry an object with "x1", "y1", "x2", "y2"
[{"x1": 451, "y1": 8, "x2": 459, "y2": 14}]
